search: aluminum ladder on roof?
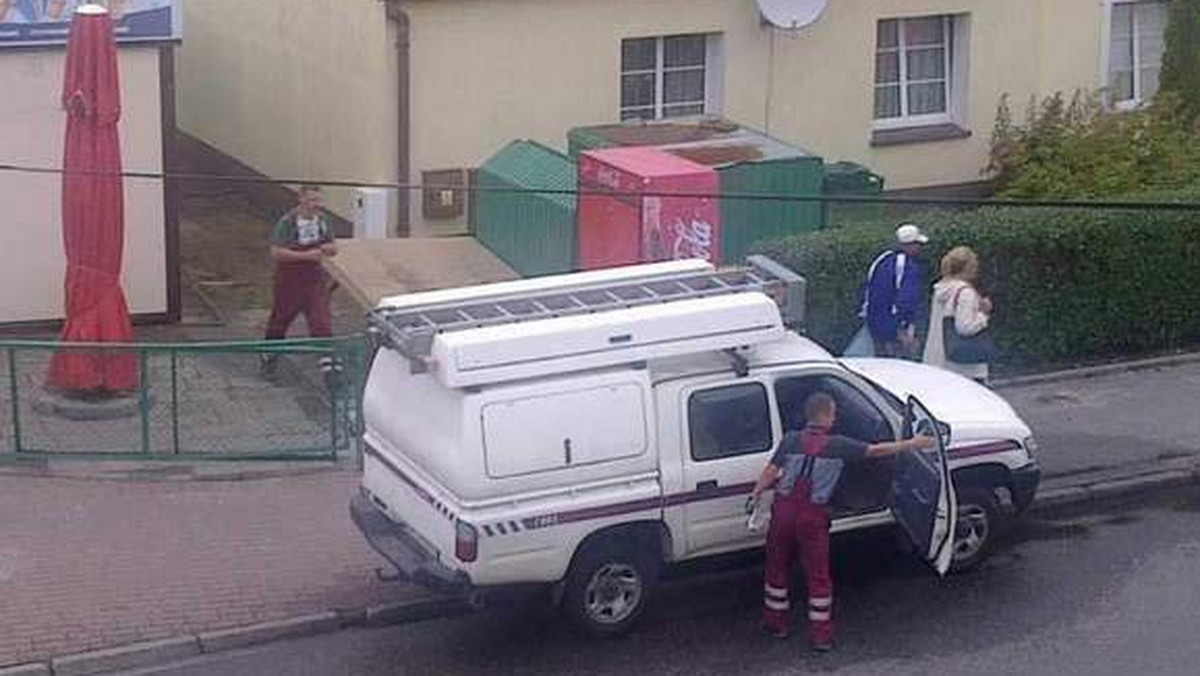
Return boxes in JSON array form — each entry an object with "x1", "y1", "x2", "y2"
[{"x1": 367, "y1": 255, "x2": 806, "y2": 370}]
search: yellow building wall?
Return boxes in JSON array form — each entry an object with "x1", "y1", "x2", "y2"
[
  {"x1": 0, "y1": 46, "x2": 167, "y2": 323},
  {"x1": 174, "y1": 0, "x2": 1114, "y2": 233},
  {"x1": 405, "y1": 0, "x2": 1111, "y2": 193},
  {"x1": 175, "y1": 0, "x2": 399, "y2": 222}
]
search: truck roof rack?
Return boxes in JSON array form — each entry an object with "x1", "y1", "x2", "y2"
[{"x1": 369, "y1": 256, "x2": 806, "y2": 378}]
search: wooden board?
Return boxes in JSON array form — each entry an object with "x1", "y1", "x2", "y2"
[{"x1": 323, "y1": 237, "x2": 519, "y2": 310}]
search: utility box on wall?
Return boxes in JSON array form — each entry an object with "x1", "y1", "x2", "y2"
[
  {"x1": 353, "y1": 188, "x2": 391, "y2": 239},
  {"x1": 577, "y1": 148, "x2": 721, "y2": 271}
]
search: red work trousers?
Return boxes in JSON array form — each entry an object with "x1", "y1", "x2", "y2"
[
  {"x1": 763, "y1": 488, "x2": 833, "y2": 644},
  {"x1": 265, "y1": 262, "x2": 332, "y2": 339}
]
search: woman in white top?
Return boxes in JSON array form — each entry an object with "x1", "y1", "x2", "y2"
[{"x1": 923, "y1": 246, "x2": 993, "y2": 383}]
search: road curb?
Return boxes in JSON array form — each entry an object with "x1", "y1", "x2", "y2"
[
  {"x1": 49, "y1": 637, "x2": 200, "y2": 676},
  {"x1": 0, "y1": 663, "x2": 51, "y2": 676},
  {"x1": 196, "y1": 613, "x2": 341, "y2": 654},
  {"x1": 1029, "y1": 464, "x2": 1199, "y2": 515},
  {"x1": 3, "y1": 460, "x2": 1197, "y2": 675},
  {"x1": 0, "y1": 460, "x2": 347, "y2": 483},
  {"x1": 992, "y1": 350, "x2": 1200, "y2": 390},
  {"x1": 0, "y1": 597, "x2": 452, "y2": 676}
]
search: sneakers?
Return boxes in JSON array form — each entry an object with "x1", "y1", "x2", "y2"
[{"x1": 810, "y1": 640, "x2": 834, "y2": 653}]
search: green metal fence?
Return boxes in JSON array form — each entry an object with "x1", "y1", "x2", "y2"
[{"x1": 0, "y1": 336, "x2": 367, "y2": 462}]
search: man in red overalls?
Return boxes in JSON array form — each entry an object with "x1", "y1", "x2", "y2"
[
  {"x1": 749, "y1": 392, "x2": 933, "y2": 651},
  {"x1": 260, "y1": 185, "x2": 338, "y2": 377}
]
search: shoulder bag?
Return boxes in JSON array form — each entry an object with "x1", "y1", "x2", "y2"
[{"x1": 943, "y1": 286, "x2": 995, "y2": 364}]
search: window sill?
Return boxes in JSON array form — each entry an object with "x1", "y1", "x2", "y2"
[{"x1": 870, "y1": 123, "x2": 972, "y2": 148}]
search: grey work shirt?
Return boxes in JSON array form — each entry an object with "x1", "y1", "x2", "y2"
[{"x1": 770, "y1": 428, "x2": 869, "y2": 505}]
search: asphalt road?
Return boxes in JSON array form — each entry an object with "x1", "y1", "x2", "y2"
[{"x1": 111, "y1": 486, "x2": 1200, "y2": 676}]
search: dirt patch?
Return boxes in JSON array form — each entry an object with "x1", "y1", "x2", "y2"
[{"x1": 180, "y1": 193, "x2": 276, "y2": 314}]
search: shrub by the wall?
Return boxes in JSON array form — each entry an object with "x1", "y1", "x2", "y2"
[
  {"x1": 754, "y1": 198, "x2": 1200, "y2": 369},
  {"x1": 986, "y1": 91, "x2": 1200, "y2": 199}
]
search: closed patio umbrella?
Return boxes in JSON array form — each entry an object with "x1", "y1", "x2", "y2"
[{"x1": 46, "y1": 3, "x2": 136, "y2": 393}]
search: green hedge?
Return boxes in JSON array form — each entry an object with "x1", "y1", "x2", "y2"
[{"x1": 753, "y1": 197, "x2": 1200, "y2": 368}]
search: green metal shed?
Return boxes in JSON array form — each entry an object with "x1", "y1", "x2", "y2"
[
  {"x1": 473, "y1": 140, "x2": 577, "y2": 276},
  {"x1": 566, "y1": 120, "x2": 827, "y2": 263},
  {"x1": 823, "y1": 161, "x2": 886, "y2": 226}
]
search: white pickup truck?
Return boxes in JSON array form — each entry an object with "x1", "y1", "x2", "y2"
[{"x1": 350, "y1": 258, "x2": 1041, "y2": 636}]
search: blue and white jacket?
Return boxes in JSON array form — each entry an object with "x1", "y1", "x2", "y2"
[{"x1": 860, "y1": 248, "x2": 924, "y2": 343}]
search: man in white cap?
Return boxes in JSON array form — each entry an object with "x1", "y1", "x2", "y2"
[{"x1": 859, "y1": 223, "x2": 929, "y2": 357}]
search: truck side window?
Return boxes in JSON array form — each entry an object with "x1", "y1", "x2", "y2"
[
  {"x1": 687, "y1": 383, "x2": 772, "y2": 462},
  {"x1": 775, "y1": 375, "x2": 893, "y2": 443}
]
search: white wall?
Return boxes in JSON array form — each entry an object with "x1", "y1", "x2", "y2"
[{"x1": 0, "y1": 46, "x2": 167, "y2": 323}]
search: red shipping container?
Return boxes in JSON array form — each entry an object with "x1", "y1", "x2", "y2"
[{"x1": 577, "y1": 147, "x2": 721, "y2": 270}]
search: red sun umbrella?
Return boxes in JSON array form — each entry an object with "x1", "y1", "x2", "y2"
[{"x1": 46, "y1": 5, "x2": 137, "y2": 393}]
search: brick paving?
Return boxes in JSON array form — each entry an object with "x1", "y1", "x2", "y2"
[{"x1": 0, "y1": 472, "x2": 423, "y2": 667}]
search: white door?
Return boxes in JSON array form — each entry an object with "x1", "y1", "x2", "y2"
[{"x1": 679, "y1": 380, "x2": 776, "y2": 556}]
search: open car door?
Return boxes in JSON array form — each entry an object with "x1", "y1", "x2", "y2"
[{"x1": 891, "y1": 396, "x2": 957, "y2": 575}]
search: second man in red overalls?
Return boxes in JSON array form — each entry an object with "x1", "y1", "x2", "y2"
[{"x1": 749, "y1": 392, "x2": 933, "y2": 651}]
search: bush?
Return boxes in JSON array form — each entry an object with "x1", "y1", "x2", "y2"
[
  {"x1": 986, "y1": 91, "x2": 1200, "y2": 199},
  {"x1": 754, "y1": 193, "x2": 1200, "y2": 369},
  {"x1": 1161, "y1": 0, "x2": 1200, "y2": 129}
]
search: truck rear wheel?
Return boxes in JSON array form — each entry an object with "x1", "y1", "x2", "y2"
[{"x1": 562, "y1": 535, "x2": 659, "y2": 637}]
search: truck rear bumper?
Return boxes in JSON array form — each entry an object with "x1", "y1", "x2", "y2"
[{"x1": 349, "y1": 490, "x2": 472, "y2": 594}]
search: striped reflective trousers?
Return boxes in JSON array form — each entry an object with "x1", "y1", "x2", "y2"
[{"x1": 762, "y1": 487, "x2": 833, "y2": 644}]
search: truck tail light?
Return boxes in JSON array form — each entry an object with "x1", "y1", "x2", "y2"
[{"x1": 455, "y1": 520, "x2": 478, "y2": 562}]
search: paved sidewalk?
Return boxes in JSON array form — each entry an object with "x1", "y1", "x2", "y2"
[
  {"x1": 999, "y1": 360, "x2": 1200, "y2": 478},
  {"x1": 2, "y1": 359, "x2": 1200, "y2": 669},
  {"x1": 0, "y1": 473, "x2": 422, "y2": 667}
]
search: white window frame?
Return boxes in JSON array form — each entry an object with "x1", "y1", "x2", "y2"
[
  {"x1": 619, "y1": 34, "x2": 723, "y2": 121},
  {"x1": 873, "y1": 15, "x2": 955, "y2": 130},
  {"x1": 1102, "y1": 0, "x2": 1168, "y2": 110}
]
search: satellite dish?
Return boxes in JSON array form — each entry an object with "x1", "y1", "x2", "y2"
[{"x1": 757, "y1": 0, "x2": 828, "y2": 29}]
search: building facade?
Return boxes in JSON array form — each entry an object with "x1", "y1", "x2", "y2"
[{"x1": 175, "y1": 0, "x2": 1170, "y2": 235}]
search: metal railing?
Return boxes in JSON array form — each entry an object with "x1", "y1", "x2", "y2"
[{"x1": 0, "y1": 336, "x2": 367, "y2": 462}]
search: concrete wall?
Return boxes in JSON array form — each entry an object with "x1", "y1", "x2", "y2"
[
  {"x1": 175, "y1": 0, "x2": 399, "y2": 223},
  {"x1": 0, "y1": 46, "x2": 167, "y2": 323}
]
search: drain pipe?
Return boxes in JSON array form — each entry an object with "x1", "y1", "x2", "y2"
[{"x1": 384, "y1": 1, "x2": 411, "y2": 237}]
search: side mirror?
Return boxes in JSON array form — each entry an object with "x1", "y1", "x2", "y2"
[
  {"x1": 904, "y1": 396, "x2": 951, "y2": 447},
  {"x1": 935, "y1": 420, "x2": 952, "y2": 447}
]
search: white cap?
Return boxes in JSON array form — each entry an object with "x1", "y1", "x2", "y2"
[{"x1": 896, "y1": 223, "x2": 929, "y2": 245}]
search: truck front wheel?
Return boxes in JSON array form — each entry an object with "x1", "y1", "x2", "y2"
[
  {"x1": 950, "y1": 487, "x2": 1000, "y2": 573},
  {"x1": 562, "y1": 535, "x2": 659, "y2": 637}
]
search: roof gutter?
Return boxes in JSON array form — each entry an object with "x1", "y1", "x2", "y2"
[{"x1": 384, "y1": 0, "x2": 411, "y2": 237}]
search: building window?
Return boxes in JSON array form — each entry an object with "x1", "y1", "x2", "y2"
[
  {"x1": 874, "y1": 15, "x2": 955, "y2": 127},
  {"x1": 621, "y1": 34, "x2": 720, "y2": 121},
  {"x1": 1108, "y1": 1, "x2": 1168, "y2": 107}
]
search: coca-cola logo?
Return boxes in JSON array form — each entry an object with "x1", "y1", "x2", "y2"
[
  {"x1": 593, "y1": 166, "x2": 622, "y2": 190},
  {"x1": 672, "y1": 219, "x2": 715, "y2": 262}
]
